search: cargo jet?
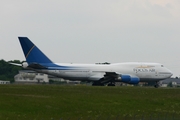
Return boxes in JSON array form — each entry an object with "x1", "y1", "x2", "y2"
[{"x1": 13, "y1": 37, "x2": 173, "y2": 87}]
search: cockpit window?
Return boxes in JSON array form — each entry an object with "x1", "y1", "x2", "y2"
[{"x1": 161, "y1": 65, "x2": 164, "y2": 67}]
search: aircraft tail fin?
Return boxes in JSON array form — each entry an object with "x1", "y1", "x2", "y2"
[{"x1": 18, "y1": 37, "x2": 52, "y2": 64}]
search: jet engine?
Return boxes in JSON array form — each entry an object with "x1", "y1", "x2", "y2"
[{"x1": 120, "y1": 75, "x2": 140, "y2": 84}]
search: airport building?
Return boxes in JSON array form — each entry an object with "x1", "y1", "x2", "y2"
[
  {"x1": 14, "y1": 70, "x2": 80, "y2": 84},
  {"x1": 0, "y1": 80, "x2": 10, "y2": 84},
  {"x1": 14, "y1": 70, "x2": 49, "y2": 84}
]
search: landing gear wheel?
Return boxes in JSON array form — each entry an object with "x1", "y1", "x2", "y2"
[
  {"x1": 107, "y1": 83, "x2": 115, "y2": 86},
  {"x1": 107, "y1": 80, "x2": 115, "y2": 86},
  {"x1": 154, "y1": 84, "x2": 158, "y2": 88},
  {"x1": 92, "y1": 82, "x2": 104, "y2": 86}
]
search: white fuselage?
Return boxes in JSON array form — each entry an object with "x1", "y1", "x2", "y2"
[
  {"x1": 17, "y1": 37, "x2": 173, "y2": 86},
  {"x1": 34, "y1": 62, "x2": 172, "y2": 82}
]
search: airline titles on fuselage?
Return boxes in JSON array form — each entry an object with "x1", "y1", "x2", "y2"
[{"x1": 133, "y1": 68, "x2": 156, "y2": 73}]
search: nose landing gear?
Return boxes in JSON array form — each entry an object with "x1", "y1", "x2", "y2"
[{"x1": 154, "y1": 81, "x2": 160, "y2": 88}]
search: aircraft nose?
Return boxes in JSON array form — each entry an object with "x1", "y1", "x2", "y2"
[
  {"x1": 170, "y1": 71, "x2": 173, "y2": 76},
  {"x1": 168, "y1": 70, "x2": 173, "y2": 77}
]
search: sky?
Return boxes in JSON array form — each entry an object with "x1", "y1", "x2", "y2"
[{"x1": 1, "y1": 0, "x2": 180, "y2": 77}]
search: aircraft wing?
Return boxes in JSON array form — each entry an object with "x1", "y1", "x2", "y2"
[
  {"x1": 104, "y1": 72, "x2": 119, "y2": 78},
  {"x1": 102, "y1": 72, "x2": 140, "y2": 85},
  {"x1": 94, "y1": 72, "x2": 121, "y2": 84}
]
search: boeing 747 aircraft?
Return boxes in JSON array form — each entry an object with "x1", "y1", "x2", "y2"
[{"x1": 13, "y1": 37, "x2": 173, "y2": 88}]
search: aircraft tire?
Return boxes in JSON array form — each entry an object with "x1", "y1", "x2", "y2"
[
  {"x1": 92, "y1": 82, "x2": 104, "y2": 86},
  {"x1": 154, "y1": 84, "x2": 159, "y2": 88},
  {"x1": 107, "y1": 84, "x2": 115, "y2": 86}
]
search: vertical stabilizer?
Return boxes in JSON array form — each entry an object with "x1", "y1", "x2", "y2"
[{"x1": 18, "y1": 37, "x2": 52, "y2": 64}]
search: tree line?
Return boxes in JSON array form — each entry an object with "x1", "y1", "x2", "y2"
[{"x1": 0, "y1": 59, "x2": 22, "y2": 82}]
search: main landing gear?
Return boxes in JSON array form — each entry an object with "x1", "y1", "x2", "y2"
[
  {"x1": 92, "y1": 81, "x2": 104, "y2": 86},
  {"x1": 92, "y1": 81, "x2": 115, "y2": 86},
  {"x1": 107, "y1": 83, "x2": 115, "y2": 86},
  {"x1": 107, "y1": 80, "x2": 115, "y2": 86}
]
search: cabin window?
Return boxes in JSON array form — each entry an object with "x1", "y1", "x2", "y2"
[{"x1": 161, "y1": 65, "x2": 164, "y2": 67}]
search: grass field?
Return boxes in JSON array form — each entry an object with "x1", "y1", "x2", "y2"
[{"x1": 0, "y1": 85, "x2": 180, "y2": 120}]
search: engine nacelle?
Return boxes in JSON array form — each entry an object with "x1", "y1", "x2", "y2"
[
  {"x1": 22, "y1": 62, "x2": 28, "y2": 68},
  {"x1": 120, "y1": 75, "x2": 140, "y2": 84}
]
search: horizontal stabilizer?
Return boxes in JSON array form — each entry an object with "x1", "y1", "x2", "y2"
[{"x1": 9, "y1": 63, "x2": 22, "y2": 66}]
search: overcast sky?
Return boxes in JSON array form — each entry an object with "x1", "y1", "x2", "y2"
[{"x1": 1, "y1": 0, "x2": 180, "y2": 77}]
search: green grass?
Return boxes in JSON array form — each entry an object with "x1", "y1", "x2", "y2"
[{"x1": 0, "y1": 85, "x2": 180, "y2": 120}]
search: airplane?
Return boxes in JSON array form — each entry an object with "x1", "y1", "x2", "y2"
[{"x1": 12, "y1": 37, "x2": 173, "y2": 88}]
